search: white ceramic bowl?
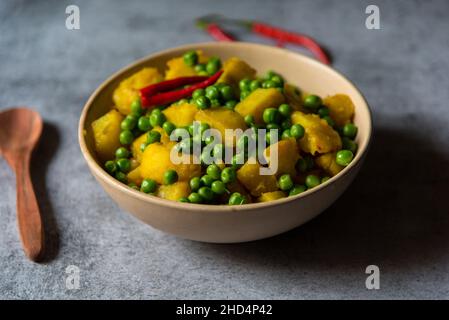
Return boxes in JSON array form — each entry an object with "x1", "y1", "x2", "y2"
[{"x1": 79, "y1": 42, "x2": 372, "y2": 243}]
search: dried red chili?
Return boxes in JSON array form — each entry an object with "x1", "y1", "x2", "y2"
[
  {"x1": 140, "y1": 70, "x2": 223, "y2": 108},
  {"x1": 140, "y1": 75, "x2": 208, "y2": 97}
]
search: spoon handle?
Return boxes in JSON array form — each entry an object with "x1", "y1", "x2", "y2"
[{"x1": 14, "y1": 152, "x2": 44, "y2": 261}]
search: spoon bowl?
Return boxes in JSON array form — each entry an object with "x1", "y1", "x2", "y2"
[{"x1": 0, "y1": 107, "x2": 44, "y2": 261}]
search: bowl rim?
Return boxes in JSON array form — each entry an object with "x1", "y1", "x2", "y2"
[{"x1": 79, "y1": 41, "x2": 372, "y2": 213}]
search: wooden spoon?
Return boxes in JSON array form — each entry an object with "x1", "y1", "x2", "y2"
[{"x1": 0, "y1": 108, "x2": 44, "y2": 262}]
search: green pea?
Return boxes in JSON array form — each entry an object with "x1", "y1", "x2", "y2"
[
  {"x1": 206, "y1": 57, "x2": 221, "y2": 75},
  {"x1": 221, "y1": 167, "x2": 236, "y2": 184},
  {"x1": 229, "y1": 192, "x2": 246, "y2": 205},
  {"x1": 249, "y1": 80, "x2": 261, "y2": 91},
  {"x1": 305, "y1": 174, "x2": 320, "y2": 188},
  {"x1": 162, "y1": 121, "x2": 176, "y2": 135},
  {"x1": 195, "y1": 96, "x2": 211, "y2": 109},
  {"x1": 210, "y1": 98, "x2": 221, "y2": 107},
  {"x1": 220, "y1": 85, "x2": 234, "y2": 101},
  {"x1": 204, "y1": 135, "x2": 214, "y2": 145},
  {"x1": 115, "y1": 147, "x2": 129, "y2": 159},
  {"x1": 322, "y1": 116, "x2": 335, "y2": 127},
  {"x1": 265, "y1": 130, "x2": 279, "y2": 145},
  {"x1": 263, "y1": 108, "x2": 281, "y2": 124},
  {"x1": 192, "y1": 88, "x2": 205, "y2": 100},
  {"x1": 188, "y1": 192, "x2": 202, "y2": 204},
  {"x1": 206, "y1": 164, "x2": 221, "y2": 180},
  {"x1": 183, "y1": 50, "x2": 198, "y2": 66},
  {"x1": 147, "y1": 130, "x2": 161, "y2": 144},
  {"x1": 194, "y1": 63, "x2": 206, "y2": 73},
  {"x1": 141, "y1": 178, "x2": 157, "y2": 193},
  {"x1": 342, "y1": 123, "x2": 358, "y2": 139},
  {"x1": 281, "y1": 119, "x2": 292, "y2": 130},
  {"x1": 318, "y1": 107, "x2": 330, "y2": 118},
  {"x1": 105, "y1": 160, "x2": 117, "y2": 174},
  {"x1": 149, "y1": 112, "x2": 166, "y2": 127},
  {"x1": 211, "y1": 180, "x2": 226, "y2": 195},
  {"x1": 130, "y1": 99, "x2": 143, "y2": 116},
  {"x1": 278, "y1": 104, "x2": 292, "y2": 117},
  {"x1": 278, "y1": 174, "x2": 294, "y2": 191},
  {"x1": 225, "y1": 100, "x2": 237, "y2": 109},
  {"x1": 270, "y1": 75, "x2": 284, "y2": 86},
  {"x1": 342, "y1": 137, "x2": 358, "y2": 154},
  {"x1": 239, "y1": 78, "x2": 251, "y2": 92},
  {"x1": 336, "y1": 150, "x2": 354, "y2": 166},
  {"x1": 205, "y1": 86, "x2": 220, "y2": 100},
  {"x1": 200, "y1": 175, "x2": 214, "y2": 187},
  {"x1": 116, "y1": 158, "x2": 131, "y2": 173},
  {"x1": 265, "y1": 70, "x2": 277, "y2": 79},
  {"x1": 304, "y1": 95, "x2": 322, "y2": 110},
  {"x1": 121, "y1": 115, "x2": 137, "y2": 131},
  {"x1": 244, "y1": 115, "x2": 255, "y2": 126},
  {"x1": 115, "y1": 171, "x2": 127, "y2": 183},
  {"x1": 282, "y1": 129, "x2": 292, "y2": 139},
  {"x1": 198, "y1": 186, "x2": 214, "y2": 202},
  {"x1": 289, "y1": 185, "x2": 307, "y2": 196},
  {"x1": 137, "y1": 116, "x2": 151, "y2": 132},
  {"x1": 119, "y1": 130, "x2": 134, "y2": 145},
  {"x1": 163, "y1": 169, "x2": 178, "y2": 185},
  {"x1": 189, "y1": 177, "x2": 202, "y2": 191},
  {"x1": 179, "y1": 197, "x2": 190, "y2": 203},
  {"x1": 296, "y1": 158, "x2": 308, "y2": 173},
  {"x1": 321, "y1": 176, "x2": 331, "y2": 183},
  {"x1": 262, "y1": 80, "x2": 277, "y2": 88},
  {"x1": 290, "y1": 124, "x2": 305, "y2": 139},
  {"x1": 240, "y1": 90, "x2": 251, "y2": 101}
]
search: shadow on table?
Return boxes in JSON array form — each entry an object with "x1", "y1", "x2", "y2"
[
  {"x1": 186, "y1": 124, "x2": 449, "y2": 271},
  {"x1": 31, "y1": 122, "x2": 60, "y2": 263}
]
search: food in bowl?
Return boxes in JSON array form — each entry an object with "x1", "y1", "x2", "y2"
[{"x1": 91, "y1": 50, "x2": 358, "y2": 205}]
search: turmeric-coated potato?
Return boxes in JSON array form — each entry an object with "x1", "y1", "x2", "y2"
[
  {"x1": 91, "y1": 109, "x2": 124, "y2": 162},
  {"x1": 140, "y1": 142, "x2": 201, "y2": 184},
  {"x1": 113, "y1": 68, "x2": 162, "y2": 115},
  {"x1": 264, "y1": 138, "x2": 300, "y2": 176},
  {"x1": 237, "y1": 161, "x2": 279, "y2": 197},
  {"x1": 323, "y1": 94, "x2": 355, "y2": 127},
  {"x1": 157, "y1": 181, "x2": 191, "y2": 201},
  {"x1": 257, "y1": 191, "x2": 287, "y2": 202},
  {"x1": 127, "y1": 166, "x2": 143, "y2": 186},
  {"x1": 235, "y1": 88, "x2": 285, "y2": 124},
  {"x1": 218, "y1": 57, "x2": 256, "y2": 91},
  {"x1": 163, "y1": 102, "x2": 198, "y2": 127},
  {"x1": 315, "y1": 152, "x2": 344, "y2": 176},
  {"x1": 165, "y1": 51, "x2": 208, "y2": 79},
  {"x1": 194, "y1": 108, "x2": 247, "y2": 146},
  {"x1": 291, "y1": 111, "x2": 341, "y2": 154},
  {"x1": 131, "y1": 127, "x2": 170, "y2": 163}
]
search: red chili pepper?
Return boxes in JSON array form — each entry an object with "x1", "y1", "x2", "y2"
[
  {"x1": 140, "y1": 70, "x2": 224, "y2": 108},
  {"x1": 140, "y1": 75, "x2": 208, "y2": 96},
  {"x1": 206, "y1": 23, "x2": 235, "y2": 41},
  {"x1": 251, "y1": 22, "x2": 330, "y2": 65}
]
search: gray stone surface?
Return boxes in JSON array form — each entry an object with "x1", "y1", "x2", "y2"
[{"x1": 0, "y1": 0, "x2": 448, "y2": 299}]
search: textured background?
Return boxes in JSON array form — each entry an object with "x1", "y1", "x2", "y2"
[{"x1": 1, "y1": 0, "x2": 448, "y2": 299}]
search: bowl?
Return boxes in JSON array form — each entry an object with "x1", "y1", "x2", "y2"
[{"x1": 79, "y1": 42, "x2": 372, "y2": 243}]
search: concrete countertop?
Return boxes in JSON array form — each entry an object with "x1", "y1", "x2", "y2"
[{"x1": 0, "y1": 0, "x2": 448, "y2": 299}]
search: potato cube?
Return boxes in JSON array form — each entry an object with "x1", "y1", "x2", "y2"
[
  {"x1": 218, "y1": 57, "x2": 256, "y2": 89},
  {"x1": 291, "y1": 111, "x2": 341, "y2": 154},
  {"x1": 237, "y1": 162, "x2": 278, "y2": 197},
  {"x1": 235, "y1": 88, "x2": 285, "y2": 124},
  {"x1": 163, "y1": 102, "x2": 198, "y2": 127},
  {"x1": 157, "y1": 181, "x2": 191, "y2": 201},
  {"x1": 127, "y1": 166, "x2": 143, "y2": 186},
  {"x1": 315, "y1": 152, "x2": 344, "y2": 176},
  {"x1": 323, "y1": 94, "x2": 355, "y2": 127},
  {"x1": 257, "y1": 191, "x2": 287, "y2": 202},
  {"x1": 264, "y1": 138, "x2": 299, "y2": 176},
  {"x1": 91, "y1": 109, "x2": 124, "y2": 162}
]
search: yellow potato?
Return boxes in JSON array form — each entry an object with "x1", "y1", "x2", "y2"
[
  {"x1": 157, "y1": 181, "x2": 191, "y2": 201},
  {"x1": 218, "y1": 57, "x2": 256, "y2": 90},
  {"x1": 237, "y1": 162, "x2": 278, "y2": 197},
  {"x1": 284, "y1": 84, "x2": 308, "y2": 112},
  {"x1": 235, "y1": 88, "x2": 285, "y2": 124},
  {"x1": 194, "y1": 108, "x2": 247, "y2": 146},
  {"x1": 291, "y1": 111, "x2": 341, "y2": 154},
  {"x1": 323, "y1": 94, "x2": 355, "y2": 127},
  {"x1": 140, "y1": 142, "x2": 201, "y2": 184},
  {"x1": 257, "y1": 191, "x2": 286, "y2": 202},
  {"x1": 112, "y1": 68, "x2": 163, "y2": 115},
  {"x1": 127, "y1": 166, "x2": 143, "y2": 186},
  {"x1": 315, "y1": 152, "x2": 344, "y2": 176},
  {"x1": 165, "y1": 51, "x2": 208, "y2": 79},
  {"x1": 264, "y1": 138, "x2": 299, "y2": 176},
  {"x1": 91, "y1": 109, "x2": 124, "y2": 162},
  {"x1": 131, "y1": 133, "x2": 147, "y2": 163},
  {"x1": 163, "y1": 102, "x2": 198, "y2": 127}
]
